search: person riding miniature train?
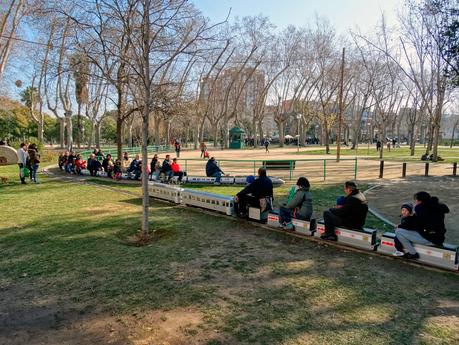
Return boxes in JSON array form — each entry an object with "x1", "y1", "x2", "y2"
[
  {"x1": 234, "y1": 167, "x2": 273, "y2": 218},
  {"x1": 394, "y1": 192, "x2": 449, "y2": 260},
  {"x1": 321, "y1": 181, "x2": 368, "y2": 241},
  {"x1": 278, "y1": 177, "x2": 313, "y2": 230}
]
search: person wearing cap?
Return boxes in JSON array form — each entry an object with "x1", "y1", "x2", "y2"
[
  {"x1": 205, "y1": 157, "x2": 224, "y2": 185},
  {"x1": 234, "y1": 167, "x2": 273, "y2": 218},
  {"x1": 393, "y1": 203, "x2": 419, "y2": 256}
]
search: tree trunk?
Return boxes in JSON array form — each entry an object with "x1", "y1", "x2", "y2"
[
  {"x1": 76, "y1": 102, "x2": 81, "y2": 149},
  {"x1": 258, "y1": 120, "x2": 264, "y2": 146},
  {"x1": 223, "y1": 119, "x2": 229, "y2": 149},
  {"x1": 128, "y1": 122, "x2": 133, "y2": 147},
  {"x1": 213, "y1": 125, "x2": 219, "y2": 148},
  {"x1": 38, "y1": 121, "x2": 44, "y2": 144},
  {"x1": 154, "y1": 117, "x2": 161, "y2": 146},
  {"x1": 116, "y1": 118, "x2": 123, "y2": 160},
  {"x1": 65, "y1": 111, "x2": 73, "y2": 150},
  {"x1": 95, "y1": 122, "x2": 101, "y2": 149},
  {"x1": 59, "y1": 117, "x2": 65, "y2": 148},
  {"x1": 252, "y1": 116, "x2": 257, "y2": 148},
  {"x1": 278, "y1": 121, "x2": 284, "y2": 148},
  {"x1": 87, "y1": 122, "x2": 94, "y2": 149},
  {"x1": 379, "y1": 125, "x2": 385, "y2": 160},
  {"x1": 409, "y1": 122, "x2": 416, "y2": 156},
  {"x1": 450, "y1": 121, "x2": 458, "y2": 148}
]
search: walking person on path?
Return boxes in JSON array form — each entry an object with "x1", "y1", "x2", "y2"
[{"x1": 264, "y1": 138, "x2": 270, "y2": 153}]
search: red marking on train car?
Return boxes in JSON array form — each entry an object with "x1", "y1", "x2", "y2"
[
  {"x1": 335, "y1": 230, "x2": 341, "y2": 235},
  {"x1": 268, "y1": 216, "x2": 278, "y2": 221},
  {"x1": 381, "y1": 241, "x2": 394, "y2": 247}
]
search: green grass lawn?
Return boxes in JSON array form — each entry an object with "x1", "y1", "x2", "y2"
[
  {"x1": 299, "y1": 145, "x2": 459, "y2": 163},
  {"x1": 1, "y1": 164, "x2": 458, "y2": 344}
]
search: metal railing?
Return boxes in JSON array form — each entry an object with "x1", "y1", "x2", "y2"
[{"x1": 78, "y1": 145, "x2": 171, "y2": 158}]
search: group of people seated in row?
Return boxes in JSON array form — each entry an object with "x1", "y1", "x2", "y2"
[
  {"x1": 59, "y1": 150, "x2": 188, "y2": 182},
  {"x1": 233, "y1": 168, "x2": 449, "y2": 260}
]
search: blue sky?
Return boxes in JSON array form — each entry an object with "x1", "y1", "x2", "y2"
[{"x1": 194, "y1": 0, "x2": 402, "y2": 34}]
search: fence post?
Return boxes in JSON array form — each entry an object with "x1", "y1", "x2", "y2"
[
  {"x1": 379, "y1": 160, "x2": 384, "y2": 179},
  {"x1": 289, "y1": 160, "x2": 293, "y2": 181},
  {"x1": 402, "y1": 162, "x2": 407, "y2": 178},
  {"x1": 453, "y1": 162, "x2": 457, "y2": 176},
  {"x1": 185, "y1": 159, "x2": 188, "y2": 174},
  {"x1": 323, "y1": 160, "x2": 326, "y2": 181},
  {"x1": 253, "y1": 161, "x2": 256, "y2": 176},
  {"x1": 354, "y1": 158, "x2": 358, "y2": 179},
  {"x1": 425, "y1": 162, "x2": 429, "y2": 177}
]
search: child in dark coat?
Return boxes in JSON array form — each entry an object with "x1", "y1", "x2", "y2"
[{"x1": 393, "y1": 203, "x2": 419, "y2": 256}]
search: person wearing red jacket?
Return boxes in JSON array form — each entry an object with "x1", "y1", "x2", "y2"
[
  {"x1": 171, "y1": 158, "x2": 185, "y2": 183},
  {"x1": 74, "y1": 154, "x2": 87, "y2": 175}
]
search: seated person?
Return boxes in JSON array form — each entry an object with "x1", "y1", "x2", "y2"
[
  {"x1": 393, "y1": 203, "x2": 419, "y2": 257},
  {"x1": 127, "y1": 154, "x2": 141, "y2": 180},
  {"x1": 395, "y1": 192, "x2": 449, "y2": 260},
  {"x1": 74, "y1": 154, "x2": 87, "y2": 175},
  {"x1": 206, "y1": 157, "x2": 224, "y2": 185},
  {"x1": 102, "y1": 154, "x2": 114, "y2": 178},
  {"x1": 160, "y1": 154, "x2": 173, "y2": 182},
  {"x1": 87, "y1": 153, "x2": 102, "y2": 176},
  {"x1": 150, "y1": 154, "x2": 160, "y2": 181},
  {"x1": 234, "y1": 167, "x2": 273, "y2": 218},
  {"x1": 321, "y1": 181, "x2": 368, "y2": 241},
  {"x1": 66, "y1": 151, "x2": 75, "y2": 174},
  {"x1": 278, "y1": 177, "x2": 313, "y2": 230},
  {"x1": 121, "y1": 152, "x2": 131, "y2": 172},
  {"x1": 113, "y1": 159, "x2": 123, "y2": 180},
  {"x1": 58, "y1": 152, "x2": 67, "y2": 170},
  {"x1": 171, "y1": 158, "x2": 186, "y2": 183}
]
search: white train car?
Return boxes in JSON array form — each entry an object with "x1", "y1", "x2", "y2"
[
  {"x1": 181, "y1": 190, "x2": 234, "y2": 216},
  {"x1": 266, "y1": 212, "x2": 316, "y2": 236},
  {"x1": 314, "y1": 221, "x2": 377, "y2": 250},
  {"x1": 378, "y1": 232, "x2": 459, "y2": 271},
  {"x1": 148, "y1": 182, "x2": 183, "y2": 204}
]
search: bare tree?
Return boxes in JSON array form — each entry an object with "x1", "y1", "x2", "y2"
[{"x1": 0, "y1": 0, "x2": 26, "y2": 79}]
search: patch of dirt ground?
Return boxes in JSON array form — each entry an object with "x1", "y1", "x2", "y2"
[{"x1": 365, "y1": 176, "x2": 459, "y2": 243}]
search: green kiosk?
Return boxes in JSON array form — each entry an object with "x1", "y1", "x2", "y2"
[{"x1": 229, "y1": 127, "x2": 245, "y2": 149}]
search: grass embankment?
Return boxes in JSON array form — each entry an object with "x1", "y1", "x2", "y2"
[
  {"x1": 1, "y1": 164, "x2": 458, "y2": 344},
  {"x1": 298, "y1": 146, "x2": 459, "y2": 163}
]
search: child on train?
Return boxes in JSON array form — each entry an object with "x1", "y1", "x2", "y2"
[{"x1": 393, "y1": 203, "x2": 418, "y2": 257}]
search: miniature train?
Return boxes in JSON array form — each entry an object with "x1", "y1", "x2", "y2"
[
  {"x1": 78, "y1": 169, "x2": 284, "y2": 186},
  {"x1": 148, "y1": 181, "x2": 459, "y2": 272}
]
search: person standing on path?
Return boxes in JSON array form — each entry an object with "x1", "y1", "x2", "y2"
[
  {"x1": 175, "y1": 140, "x2": 181, "y2": 158},
  {"x1": 17, "y1": 143, "x2": 29, "y2": 184},
  {"x1": 264, "y1": 138, "x2": 270, "y2": 153}
]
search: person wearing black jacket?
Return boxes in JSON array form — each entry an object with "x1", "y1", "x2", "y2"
[
  {"x1": 160, "y1": 154, "x2": 173, "y2": 182},
  {"x1": 234, "y1": 167, "x2": 273, "y2": 217},
  {"x1": 395, "y1": 191, "x2": 449, "y2": 259},
  {"x1": 205, "y1": 157, "x2": 224, "y2": 184},
  {"x1": 321, "y1": 181, "x2": 368, "y2": 241}
]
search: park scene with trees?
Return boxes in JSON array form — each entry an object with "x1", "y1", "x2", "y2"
[{"x1": 0, "y1": 0, "x2": 458, "y2": 344}]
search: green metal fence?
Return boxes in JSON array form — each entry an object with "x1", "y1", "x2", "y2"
[
  {"x1": 178, "y1": 157, "x2": 358, "y2": 183},
  {"x1": 78, "y1": 145, "x2": 170, "y2": 158}
]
